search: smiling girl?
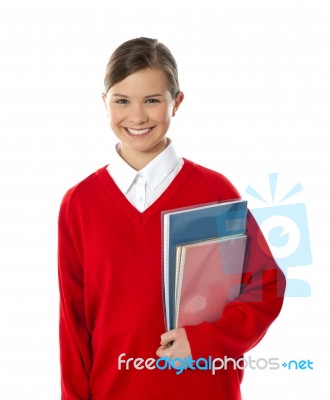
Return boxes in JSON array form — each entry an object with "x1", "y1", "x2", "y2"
[{"x1": 58, "y1": 37, "x2": 285, "y2": 399}]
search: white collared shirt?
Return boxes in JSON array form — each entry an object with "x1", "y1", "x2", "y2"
[{"x1": 107, "y1": 140, "x2": 184, "y2": 212}]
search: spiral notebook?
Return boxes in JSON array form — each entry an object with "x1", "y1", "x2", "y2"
[{"x1": 174, "y1": 234, "x2": 247, "y2": 328}]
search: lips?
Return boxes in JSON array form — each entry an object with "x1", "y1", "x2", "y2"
[{"x1": 125, "y1": 127, "x2": 154, "y2": 136}]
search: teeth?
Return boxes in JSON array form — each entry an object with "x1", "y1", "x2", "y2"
[{"x1": 126, "y1": 127, "x2": 151, "y2": 135}]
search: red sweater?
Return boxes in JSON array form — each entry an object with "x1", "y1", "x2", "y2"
[{"x1": 58, "y1": 159, "x2": 285, "y2": 399}]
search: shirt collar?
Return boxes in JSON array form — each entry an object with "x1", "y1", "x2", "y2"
[
  {"x1": 108, "y1": 139, "x2": 180, "y2": 194},
  {"x1": 108, "y1": 144, "x2": 137, "y2": 194},
  {"x1": 139, "y1": 139, "x2": 180, "y2": 190}
]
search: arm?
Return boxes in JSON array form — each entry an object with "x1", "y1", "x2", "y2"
[
  {"x1": 58, "y1": 190, "x2": 92, "y2": 399},
  {"x1": 157, "y1": 211, "x2": 286, "y2": 360}
]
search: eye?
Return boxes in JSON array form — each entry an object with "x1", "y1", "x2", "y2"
[
  {"x1": 115, "y1": 99, "x2": 129, "y2": 105},
  {"x1": 145, "y1": 98, "x2": 160, "y2": 104}
]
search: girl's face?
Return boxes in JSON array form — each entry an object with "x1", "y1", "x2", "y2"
[{"x1": 102, "y1": 68, "x2": 184, "y2": 169}]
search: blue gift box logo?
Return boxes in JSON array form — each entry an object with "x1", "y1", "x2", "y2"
[{"x1": 245, "y1": 173, "x2": 312, "y2": 297}]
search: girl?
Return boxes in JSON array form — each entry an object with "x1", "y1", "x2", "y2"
[{"x1": 58, "y1": 37, "x2": 286, "y2": 399}]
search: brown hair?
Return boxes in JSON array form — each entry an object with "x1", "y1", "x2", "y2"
[{"x1": 104, "y1": 37, "x2": 180, "y2": 99}]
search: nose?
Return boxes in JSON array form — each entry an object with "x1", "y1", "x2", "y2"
[{"x1": 128, "y1": 104, "x2": 148, "y2": 125}]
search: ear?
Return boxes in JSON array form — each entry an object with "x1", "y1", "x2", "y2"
[
  {"x1": 172, "y1": 91, "x2": 184, "y2": 116},
  {"x1": 101, "y1": 92, "x2": 109, "y2": 114}
]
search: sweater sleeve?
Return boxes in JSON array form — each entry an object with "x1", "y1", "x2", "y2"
[
  {"x1": 184, "y1": 210, "x2": 286, "y2": 360},
  {"x1": 58, "y1": 189, "x2": 92, "y2": 399}
]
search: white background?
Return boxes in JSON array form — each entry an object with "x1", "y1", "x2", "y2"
[{"x1": 0, "y1": 0, "x2": 329, "y2": 398}]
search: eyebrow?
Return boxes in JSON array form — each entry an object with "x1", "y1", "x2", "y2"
[{"x1": 111, "y1": 93, "x2": 163, "y2": 99}]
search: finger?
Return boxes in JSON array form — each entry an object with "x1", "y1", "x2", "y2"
[
  {"x1": 160, "y1": 329, "x2": 177, "y2": 346},
  {"x1": 156, "y1": 345, "x2": 168, "y2": 358}
]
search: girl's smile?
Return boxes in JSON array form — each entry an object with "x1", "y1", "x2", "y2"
[{"x1": 124, "y1": 126, "x2": 155, "y2": 136}]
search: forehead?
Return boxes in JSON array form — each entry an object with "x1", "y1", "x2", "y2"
[{"x1": 109, "y1": 68, "x2": 169, "y2": 96}]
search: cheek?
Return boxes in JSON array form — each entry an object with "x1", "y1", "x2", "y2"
[
  {"x1": 151, "y1": 107, "x2": 172, "y2": 124},
  {"x1": 109, "y1": 108, "x2": 123, "y2": 125}
]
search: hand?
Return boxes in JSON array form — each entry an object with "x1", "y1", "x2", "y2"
[{"x1": 156, "y1": 328, "x2": 192, "y2": 360}]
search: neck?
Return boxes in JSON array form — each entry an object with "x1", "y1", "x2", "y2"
[{"x1": 119, "y1": 139, "x2": 168, "y2": 170}]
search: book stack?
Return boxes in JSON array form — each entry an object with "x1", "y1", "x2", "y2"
[{"x1": 162, "y1": 199, "x2": 248, "y2": 331}]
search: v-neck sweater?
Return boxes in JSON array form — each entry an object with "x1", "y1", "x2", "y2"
[{"x1": 58, "y1": 159, "x2": 286, "y2": 400}]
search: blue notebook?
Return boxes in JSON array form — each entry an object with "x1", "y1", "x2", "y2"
[{"x1": 162, "y1": 199, "x2": 248, "y2": 330}]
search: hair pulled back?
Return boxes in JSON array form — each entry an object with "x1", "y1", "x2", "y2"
[{"x1": 104, "y1": 37, "x2": 180, "y2": 99}]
